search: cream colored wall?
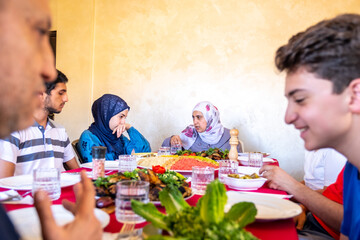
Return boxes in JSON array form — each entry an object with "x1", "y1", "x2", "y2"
[{"x1": 50, "y1": 0, "x2": 360, "y2": 180}]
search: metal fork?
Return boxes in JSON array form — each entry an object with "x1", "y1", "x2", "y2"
[{"x1": 119, "y1": 223, "x2": 135, "y2": 234}]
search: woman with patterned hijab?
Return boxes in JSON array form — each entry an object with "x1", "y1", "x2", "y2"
[
  {"x1": 162, "y1": 101, "x2": 242, "y2": 152},
  {"x1": 77, "y1": 94, "x2": 151, "y2": 162}
]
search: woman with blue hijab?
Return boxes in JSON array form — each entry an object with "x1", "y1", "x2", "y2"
[{"x1": 77, "y1": 94, "x2": 151, "y2": 162}]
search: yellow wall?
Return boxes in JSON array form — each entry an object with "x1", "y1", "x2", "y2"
[{"x1": 50, "y1": 0, "x2": 360, "y2": 179}]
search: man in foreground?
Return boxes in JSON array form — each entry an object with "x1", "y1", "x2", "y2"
[
  {"x1": 261, "y1": 14, "x2": 360, "y2": 239},
  {"x1": 0, "y1": 0, "x2": 101, "y2": 239},
  {"x1": 0, "y1": 70, "x2": 79, "y2": 178}
]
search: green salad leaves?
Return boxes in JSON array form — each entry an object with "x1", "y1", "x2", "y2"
[{"x1": 131, "y1": 180, "x2": 258, "y2": 240}]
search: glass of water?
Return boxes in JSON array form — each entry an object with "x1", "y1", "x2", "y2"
[
  {"x1": 192, "y1": 166, "x2": 215, "y2": 195},
  {"x1": 218, "y1": 160, "x2": 238, "y2": 183},
  {"x1": 116, "y1": 180, "x2": 149, "y2": 224},
  {"x1": 118, "y1": 155, "x2": 137, "y2": 173},
  {"x1": 158, "y1": 147, "x2": 171, "y2": 156},
  {"x1": 170, "y1": 144, "x2": 182, "y2": 155},
  {"x1": 32, "y1": 168, "x2": 61, "y2": 200},
  {"x1": 248, "y1": 152, "x2": 263, "y2": 167}
]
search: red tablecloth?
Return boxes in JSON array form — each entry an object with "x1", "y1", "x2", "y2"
[{"x1": 2, "y1": 161, "x2": 298, "y2": 240}]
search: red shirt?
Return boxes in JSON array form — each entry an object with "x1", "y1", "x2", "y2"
[{"x1": 313, "y1": 167, "x2": 344, "y2": 240}]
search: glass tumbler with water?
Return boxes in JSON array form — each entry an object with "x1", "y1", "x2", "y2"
[
  {"x1": 219, "y1": 160, "x2": 238, "y2": 183},
  {"x1": 92, "y1": 146, "x2": 107, "y2": 179},
  {"x1": 32, "y1": 168, "x2": 61, "y2": 200},
  {"x1": 158, "y1": 147, "x2": 170, "y2": 156},
  {"x1": 170, "y1": 144, "x2": 182, "y2": 155},
  {"x1": 248, "y1": 152, "x2": 263, "y2": 167},
  {"x1": 118, "y1": 155, "x2": 137, "y2": 173},
  {"x1": 116, "y1": 180, "x2": 149, "y2": 224},
  {"x1": 192, "y1": 166, "x2": 215, "y2": 195}
]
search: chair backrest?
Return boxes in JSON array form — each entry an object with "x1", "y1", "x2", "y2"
[
  {"x1": 71, "y1": 139, "x2": 84, "y2": 164},
  {"x1": 239, "y1": 139, "x2": 245, "y2": 153}
]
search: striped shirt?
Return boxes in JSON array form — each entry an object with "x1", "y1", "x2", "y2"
[{"x1": 0, "y1": 119, "x2": 75, "y2": 176}]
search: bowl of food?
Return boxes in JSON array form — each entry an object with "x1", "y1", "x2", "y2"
[
  {"x1": 224, "y1": 173, "x2": 267, "y2": 190},
  {"x1": 238, "y1": 152, "x2": 270, "y2": 158}
]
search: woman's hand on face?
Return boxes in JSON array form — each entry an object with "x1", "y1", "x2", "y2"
[
  {"x1": 170, "y1": 135, "x2": 182, "y2": 146},
  {"x1": 125, "y1": 123, "x2": 132, "y2": 130},
  {"x1": 112, "y1": 124, "x2": 126, "y2": 138}
]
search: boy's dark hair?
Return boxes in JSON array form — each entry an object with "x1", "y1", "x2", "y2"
[
  {"x1": 275, "y1": 14, "x2": 360, "y2": 94},
  {"x1": 45, "y1": 69, "x2": 68, "y2": 95}
]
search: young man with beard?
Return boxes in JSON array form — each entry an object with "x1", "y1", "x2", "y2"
[
  {"x1": 0, "y1": 0, "x2": 101, "y2": 239},
  {"x1": 260, "y1": 14, "x2": 360, "y2": 240},
  {"x1": 0, "y1": 70, "x2": 79, "y2": 178}
]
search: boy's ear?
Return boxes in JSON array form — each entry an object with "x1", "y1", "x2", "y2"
[{"x1": 349, "y1": 79, "x2": 360, "y2": 113}]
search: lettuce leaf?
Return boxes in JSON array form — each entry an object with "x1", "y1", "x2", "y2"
[
  {"x1": 199, "y1": 180, "x2": 227, "y2": 224},
  {"x1": 224, "y1": 202, "x2": 257, "y2": 228},
  {"x1": 159, "y1": 187, "x2": 190, "y2": 215},
  {"x1": 131, "y1": 200, "x2": 169, "y2": 231}
]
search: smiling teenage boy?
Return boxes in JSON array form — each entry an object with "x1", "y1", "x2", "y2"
[{"x1": 264, "y1": 14, "x2": 360, "y2": 240}]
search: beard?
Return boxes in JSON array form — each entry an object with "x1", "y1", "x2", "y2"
[{"x1": 46, "y1": 106, "x2": 61, "y2": 114}]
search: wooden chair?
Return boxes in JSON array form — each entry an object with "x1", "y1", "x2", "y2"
[
  {"x1": 71, "y1": 139, "x2": 85, "y2": 164},
  {"x1": 239, "y1": 139, "x2": 245, "y2": 153}
]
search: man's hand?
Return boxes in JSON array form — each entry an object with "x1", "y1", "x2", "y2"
[
  {"x1": 170, "y1": 135, "x2": 182, "y2": 146},
  {"x1": 294, "y1": 204, "x2": 307, "y2": 230},
  {"x1": 34, "y1": 171, "x2": 102, "y2": 240},
  {"x1": 259, "y1": 165, "x2": 299, "y2": 192}
]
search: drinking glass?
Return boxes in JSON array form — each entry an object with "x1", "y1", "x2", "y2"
[
  {"x1": 32, "y1": 168, "x2": 61, "y2": 200},
  {"x1": 157, "y1": 147, "x2": 171, "y2": 156},
  {"x1": 191, "y1": 166, "x2": 215, "y2": 195},
  {"x1": 118, "y1": 155, "x2": 137, "y2": 173},
  {"x1": 248, "y1": 152, "x2": 263, "y2": 167},
  {"x1": 170, "y1": 144, "x2": 182, "y2": 155},
  {"x1": 115, "y1": 180, "x2": 149, "y2": 224},
  {"x1": 218, "y1": 160, "x2": 238, "y2": 183},
  {"x1": 92, "y1": 146, "x2": 107, "y2": 179}
]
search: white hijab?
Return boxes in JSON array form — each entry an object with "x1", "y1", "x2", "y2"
[{"x1": 180, "y1": 101, "x2": 224, "y2": 150}]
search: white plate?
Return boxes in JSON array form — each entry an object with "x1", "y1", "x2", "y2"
[
  {"x1": 81, "y1": 161, "x2": 119, "y2": 170},
  {"x1": 0, "y1": 173, "x2": 81, "y2": 190},
  {"x1": 8, "y1": 205, "x2": 110, "y2": 240},
  {"x1": 224, "y1": 175, "x2": 267, "y2": 190},
  {"x1": 238, "y1": 156, "x2": 275, "y2": 163},
  {"x1": 225, "y1": 191, "x2": 302, "y2": 220}
]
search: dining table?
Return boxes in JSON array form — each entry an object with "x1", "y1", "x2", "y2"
[{"x1": 1, "y1": 158, "x2": 299, "y2": 240}]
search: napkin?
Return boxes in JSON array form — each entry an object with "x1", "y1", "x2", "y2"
[{"x1": 0, "y1": 190, "x2": 21, "y2": 201}]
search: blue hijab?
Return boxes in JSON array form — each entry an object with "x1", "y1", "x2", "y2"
[{"x1": 88, "y1": 94, "x2": 130, "y2": 156}]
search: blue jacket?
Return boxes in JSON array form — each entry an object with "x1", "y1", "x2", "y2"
[{"x1": 77, "y1": 127, "x2": 151, "y2": 162}]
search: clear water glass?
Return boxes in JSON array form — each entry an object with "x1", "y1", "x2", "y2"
[
  {"x1": 248, "y1": 152, "x2": 263, "y2": 167},
  {"x1": 118, "y1": 155, "x2": 137, "y2": 173},
  {"x1": 158, "y1": 147, "x2": 171, "y2": 156},
  {"x1": 218, "y1": 160, "x2": 238, "y2": 183},
  {"x1": 32, "y1": 168, "x2": 61, "y2": 200},
  {"x1": 192, "y1": 166, "x2": 215, "y2": 195},
  {"x1": 116, "y1": 180, "x2": 149, "y2": 224},
  {"x1": 170, "y1": 144, "x2": 182, "y2": 155}
]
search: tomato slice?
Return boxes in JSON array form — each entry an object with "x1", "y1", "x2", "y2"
[{"x1": 152, "y1": 165, "x2": 166, "y2": 174}]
